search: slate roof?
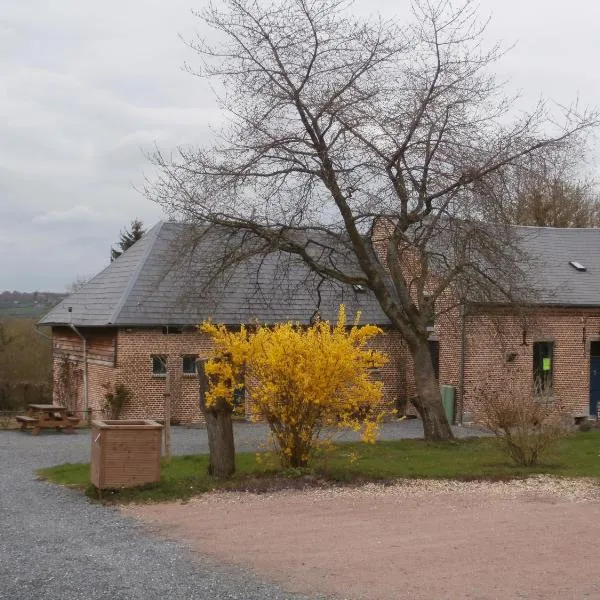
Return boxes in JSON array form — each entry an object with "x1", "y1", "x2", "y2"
[
  {"x1": 515, "y1": 225, "x2": 600, "y2": 306},
  {"x1": 40, "y1": 222, "x2": 390, "y2": 327},
  {"x1": 40, "y1": 221, "x2": 600, "y2": 329}
]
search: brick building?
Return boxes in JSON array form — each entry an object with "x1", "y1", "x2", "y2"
[
  {"x1": 40, "y1": 222, "x2": 403, "y2": 422},
  {"x1": 40, "y1": 221, "x2": 600, "y2": 423}
]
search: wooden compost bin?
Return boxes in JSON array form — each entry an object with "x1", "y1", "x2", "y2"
[{"x1": 90, "y1": 420, "x2": 163, "y2": 489}]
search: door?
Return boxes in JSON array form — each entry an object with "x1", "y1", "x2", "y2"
[
  {"x1": 589, "y1": 355, "x2": 600, "y2": 417},
  {"x1": 428, "y1": 340, "x2": 440, "y2": 380}
]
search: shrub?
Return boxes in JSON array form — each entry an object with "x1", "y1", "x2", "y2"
[
  {"x1": 102, "y1": 383, "x2": 132, "y2": 419},
  {"x1": 477, "y1": 374, "x2": 571, "y2": 466},
  {"x1": 201, "y1": 305, "x2": 389, "y2": 468},
  {"x1": 55, "y1": 353, "x2": 83, "y2": 413},
  {"x1": 0, "y1": 412, "x2": 14, "y2": 429}
]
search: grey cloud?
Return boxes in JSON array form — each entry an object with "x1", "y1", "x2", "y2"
[
  {"x1": 31, "y1": 206, "x2": 122, "y2": 225},
  {"x1": 0, "y1": 0, "x2": 599, "y2": 291}
]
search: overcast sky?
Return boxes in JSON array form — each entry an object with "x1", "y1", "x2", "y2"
[{"x1": 2, "y1": 0, "x2": 599, "y2": 292}]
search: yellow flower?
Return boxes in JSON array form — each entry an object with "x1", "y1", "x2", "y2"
[{"x1": 200, "y1": 305, "x2": 388, "y2": 467}]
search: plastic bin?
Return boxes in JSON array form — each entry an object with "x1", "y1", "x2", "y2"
[
  {"x1": 90, "y1": 420, "x2": 163, "y2": 489},
  {"x1": 440, "y1": 385, "x2": 456, "y2": 424}
]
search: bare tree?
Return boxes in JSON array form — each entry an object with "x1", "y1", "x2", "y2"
[
  {"x1": 67, "y1": 275, "x2": 90, "y2": 294},
  {"x1": 148, "y1": 0, "x2": 597, "y2": 441},
  {"x1": 510, "y1": 146, "x2": 600, "y2": 227}
]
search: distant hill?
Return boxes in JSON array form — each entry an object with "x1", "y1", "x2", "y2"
[{"x1": 0, "y1": 291, "x2": 67, "y2": 319}]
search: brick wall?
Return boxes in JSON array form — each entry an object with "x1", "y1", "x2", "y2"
[
  {"x1": 458, "y1": 308, "x2": 600, "y2": 420},
  {"x1": 51, "y1": 325, "x2": 406, "y2": 423},
  {"x1": 113, "y1": 326, "x2": 405, "y2": 423},
  {"x1": 360, "y1": 303, "x2": 598, "y2": 423},
  {"x1": 369, "y1": 329, "x2": 407, "y2": 414},
  {"x1": 113, "y1": 327, "x2": 214, "y2": 422},
  {"x1": 51, "y1": 306, "x2": 598, "y2": 424}
]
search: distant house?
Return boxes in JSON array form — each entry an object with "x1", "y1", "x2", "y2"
[{"x1": 40, "y1": 221, "x2": 600, "y2": 423}]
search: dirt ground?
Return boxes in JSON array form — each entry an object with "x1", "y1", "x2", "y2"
[{"x1": 125, "y1": 478, "x2": 600, "y2": 600}]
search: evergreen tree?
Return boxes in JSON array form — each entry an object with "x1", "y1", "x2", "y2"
[{"x1": 111, "y1": 219, "x2": 145, "y2": 261}]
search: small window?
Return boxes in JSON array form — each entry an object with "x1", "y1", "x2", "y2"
[
  {"x1": 182, "y1": 355, "x2": 198, "y2": 375},
  {"x1": 232, "y1": 387, "x2": 246, "y2": 416},
  {"x1": 233, "y1": 387, "x2": 245, "y2": 407},
  {"x1": 569, "y1": 261, "x2": 586, "y2": 272},
  {"x1": 162, "y1": 326, "x2": 183, "y2": 334},
  {"x1": 152, "y1": 355, "x2": 167, "y2": 376},
  {"x1": 533, "y1": 341, "x2": 553, "y2": 389}
]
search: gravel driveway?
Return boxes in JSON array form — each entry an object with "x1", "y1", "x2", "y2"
[
  {"x1": 128, "y1": 478, "x2": 600, "y2": 600},
  {"x1": 0, "y1": 420, "x2": 480, "y2": 600}
]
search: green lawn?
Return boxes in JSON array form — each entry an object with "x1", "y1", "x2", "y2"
[{"x1": 37, "y1": 431, "x2": 600, "y2": 504}]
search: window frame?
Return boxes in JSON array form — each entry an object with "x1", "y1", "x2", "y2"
[
  {"x1": 151, "y1": 354, "x2": 167, "y2": 377},
  {"x1": 532, "y1": 341, "x2": 554, "y2": 390},
  {"x1": 162, "y1": 325, "x2": 183, "y2": 335},
  {"x1": 182, "y1": 354, "x2": 198, "y2": 376}
]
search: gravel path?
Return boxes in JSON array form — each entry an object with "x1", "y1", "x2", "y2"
[
  {"x1": 0, "y1": 420, "x2": 481, "y2": 600},
  {"x1": 128, "y1": 478, "x2": 600, "y2": 600}
]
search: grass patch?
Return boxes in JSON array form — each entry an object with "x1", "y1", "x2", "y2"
[
  {"x1": 38, "y1": 453, "x2": 280, "y2": 503},
  {"x1": 37, "y1": 431, "x2": 600, "y2": 504},
  {"x1": 315, "y1": 432, "x2": 600, "y2": 481}
]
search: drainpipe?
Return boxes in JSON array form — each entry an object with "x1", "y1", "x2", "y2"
[
  {"x1": 458, "y1": 303, "x2": 467, "y2": 425},
  {"x1": 68, "y1": 310, "x2": 88, "y2": 419}
]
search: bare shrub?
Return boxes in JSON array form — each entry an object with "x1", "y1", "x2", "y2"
[
  {"x1": 477, "y1": 374, "x2": 571, "y2": 466},
  {"x1": 55, "y1": 353, "x2": 82, "y2": 413},
  {"x1": 102, "y1": 383, "x2": 132, "y2": 419},
  {"x1": 0, "y1": 412, "x2": 15, "y2": 429}
]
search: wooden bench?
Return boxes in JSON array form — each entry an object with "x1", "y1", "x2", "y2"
[
  {"x1": 17, "y1": 405, "x2": 78, "y2": 435},
  {"x1": 16, "y1": 415, "x2": 40, "y2": 435}
]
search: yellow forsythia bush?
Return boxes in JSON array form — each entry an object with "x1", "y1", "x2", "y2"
[{"x1": 200, "y1": 305, "x2": 388, "y2": 468}]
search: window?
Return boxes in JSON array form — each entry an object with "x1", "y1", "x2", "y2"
[
  {"x1": 162, "y1": 326, "x2": 183, "y2": 334},
  {"x1": 152, "y1": 355, "x2": 167, "y2": 376},
  {"x1": 182, "y1": 355, "x2": 198, "y2": 375},
  {"x1": 533, "y1": 341, "x2": 553, "y2": 389},
  {"x1": 232, "y1": 387, "x2": 246, "y2": 416},
  {"x1": 233, "y1": 387, "x2": 245, "y2": 408},
  {"x1": 569, "y1": 261, "x2": 586, "y2": 272}
]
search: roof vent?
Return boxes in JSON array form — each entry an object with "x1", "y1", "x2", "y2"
[
  {"x1": 353, "y1": 284, "x2": 367, "y2": 293},
  {"x1": 569, "y1": 261, "x2": 587, "y2": 272}
]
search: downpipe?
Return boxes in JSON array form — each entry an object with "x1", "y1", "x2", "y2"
[
  {"x1": 68, "y1": 320, "x2": 89, "y2": 421},
  {"x1": 458, "y1": 304, "x2": 467, "y2": 425}
]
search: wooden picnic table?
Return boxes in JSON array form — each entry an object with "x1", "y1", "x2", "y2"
[{"x1": 16, "y1": 404, "x2": 79, "y2": 435}]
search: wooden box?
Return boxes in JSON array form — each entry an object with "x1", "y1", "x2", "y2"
[{"x1": 90, "y1": 420, "x2": 163, "y2": 489}]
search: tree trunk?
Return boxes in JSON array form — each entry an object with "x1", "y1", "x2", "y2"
[
  {"x1": 410, "y1": 338, "x2": 454, "y2": 441},
  {"x1": 197, "y1": 359, "x2": 236, "y2": 478}
]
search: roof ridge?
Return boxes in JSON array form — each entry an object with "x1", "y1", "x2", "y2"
[{"x1": 107, "y1": 221, "x2": 165, "y2": 325}]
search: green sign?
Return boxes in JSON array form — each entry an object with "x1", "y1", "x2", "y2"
[{"x1": 542, "y1": 357, "x2": 551, "y2": 371}]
